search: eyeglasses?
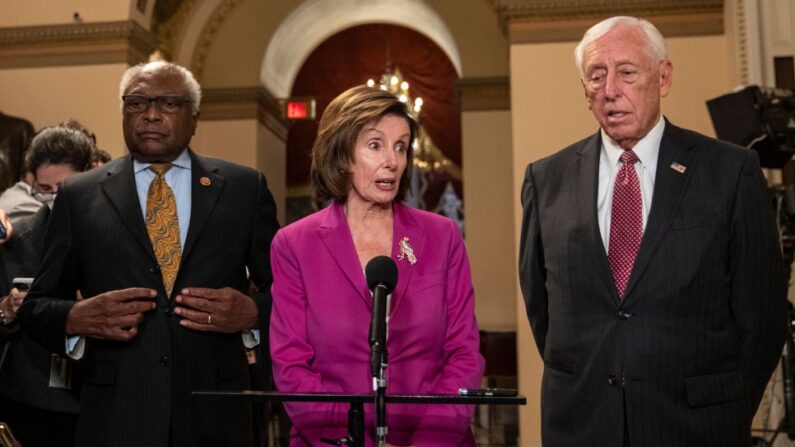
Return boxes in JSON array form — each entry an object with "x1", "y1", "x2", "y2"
[{"x1": 121, "y1": 95, "x2": 191, "y2": 114}]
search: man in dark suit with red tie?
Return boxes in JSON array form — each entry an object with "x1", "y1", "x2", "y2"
[
  {"x1": 17, "y1": 61, "x2": 279, "y2": 447},
  {"x1": 519, "y1": 16, "x2": 788, "y2": 447}
]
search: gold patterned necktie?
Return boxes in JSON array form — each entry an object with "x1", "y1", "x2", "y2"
[{"x1": 145, "y1": 163, "x2": 181, "y2": 296}]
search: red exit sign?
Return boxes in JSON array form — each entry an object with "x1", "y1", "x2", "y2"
[{"x1": 283, "y1": 98, "x2": 316, "y2": 120}]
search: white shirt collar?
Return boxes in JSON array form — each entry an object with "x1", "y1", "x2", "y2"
[
  {"x1": 133, "y1": 149, "x2": 192, "y2": 174},
  {"x1": 601, "y1": 116, "x2": 665, "y2": 177}
]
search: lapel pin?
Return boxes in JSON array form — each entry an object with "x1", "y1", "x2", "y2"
[
  {"x1": 398, "y1": 237, "x2": 417, "y2": 265},
  {"x1": 670, "y1": 162, "x2": 686, "y2": 174},
  {"x1": 200, "y1": 176, "x2": 211, "y2": 186}
]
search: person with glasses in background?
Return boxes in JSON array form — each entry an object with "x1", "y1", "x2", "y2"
[
  {"x1": 17, "y1": 61, "x2": 279, "y2": 447},
  {"x1": 0, "y1": 118, "x2": 110, "y2": 223},
  {"x1": 0, "y1": 125, "x2": 95, "y2": 447}
]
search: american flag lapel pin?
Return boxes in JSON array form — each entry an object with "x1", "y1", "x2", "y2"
[{"x1": 670, "y1": 162, "x2": 686, "y2": 174}]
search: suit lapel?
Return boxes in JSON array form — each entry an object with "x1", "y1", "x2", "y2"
[
  {"x1": 571, "y1": 132, "x2": 619, "y2": 304},
  {"x1": 181, "y1": 150, "x2": 224, "y2": 262},
  {"x1": 317, "y1": 203, "x2": 370, "y2": 306},
  {"x1": 390, "y1": 203, "x2": 423, "y2": 316},
  {"x1": 100, "y1": 156, "x2": 157, "y2": 263},
  {"x1": 623, "y1": 121, "x2": 695, "y2": 300}
]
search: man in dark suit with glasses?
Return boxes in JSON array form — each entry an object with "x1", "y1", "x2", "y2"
[{"x1": 18, "y1": 61, "x2": 280, "y2": 447}]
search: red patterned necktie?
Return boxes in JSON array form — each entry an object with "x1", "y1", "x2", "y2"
[
  {"x1": 145, "y1": 163, "x2": 181, "y2": 296},
  {"x1": 608, "y1": 150, "x2": 642, "y2": 298}
]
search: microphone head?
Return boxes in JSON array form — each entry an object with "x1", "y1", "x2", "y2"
[{"x1": 365, "y1": 256, "x2": 398, "y2": 293}]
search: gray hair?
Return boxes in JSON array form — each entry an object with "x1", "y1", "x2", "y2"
[
  {"x1": 574, "y1": 16, "x2": 667, "y2": 79},
  {"x1": 119, "y1": 61, "x2": 202, "y2": 116}
]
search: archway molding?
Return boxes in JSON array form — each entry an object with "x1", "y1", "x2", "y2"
[{"x1": 261, "y1": 0, "x2": 462, "y2": 98}]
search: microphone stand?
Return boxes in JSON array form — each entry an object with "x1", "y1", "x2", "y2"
[
  {"x1": 373, "y1": 342, "x2": 388, "y2": 447},
  {"x1": 370, "y1": 284, "x2": 389, "y2": 447}
]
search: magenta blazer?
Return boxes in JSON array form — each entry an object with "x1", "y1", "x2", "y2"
[{"x1": 270, "y1": 202, "x2": 485, "y2": 446}]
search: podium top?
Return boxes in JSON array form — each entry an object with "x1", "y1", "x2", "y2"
[{"x1": 192, "y1": 390, "x2": 526, "y2": 406}]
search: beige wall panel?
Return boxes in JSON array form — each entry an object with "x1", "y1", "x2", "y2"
[
  {"x1": 426, "y1": 0, "x2": 509, "y2": 77},
  {"x1": 664, "y1": 35, "x2": 731, "y2": 136},
  {"x1": 192, "y1": 119, "x2": 286, "y2": 224},
  {"x1": 0, "y1": 64, "x2": 128, "y2": 157},
  {"x1": 201, "y1": 0, "x2": 296, "y2": 88},
  {"x1": 510, "y1": 33, "x2": 730, "y2": 446},
  {"x1": 462, "y1": 109, "x2": 515, "y2": 331},
  {"x1": 1, "y1": 1, "x2": 131, "y2": 27},
  {"x1": 192, "y1": 119, "x2": 257, "y2": 167},
  {"x1": 257, "y1": 123, "x2": 286, "y2": 225},
  {"x1": 511, "y1": 41, "x2": 585, "y2": 447}
]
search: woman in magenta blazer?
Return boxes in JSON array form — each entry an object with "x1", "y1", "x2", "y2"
[{"x1": 270, "y1": 85, "x2": 484, "y2": 446}]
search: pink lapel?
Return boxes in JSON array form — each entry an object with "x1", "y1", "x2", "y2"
[
  {"x1": 316, "y1": 202, "x2": 371, "y2": 307},
  {"x1": 390, "y1": 203, "x2": 424, "y2": 316}
]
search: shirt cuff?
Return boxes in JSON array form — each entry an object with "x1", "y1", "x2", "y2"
[
  {"x1": 242, "y1": 329, "x2": 260, "y2": 349},
  {"x1": 65, "y1": 335, "x2": 85, "y2": 360}
]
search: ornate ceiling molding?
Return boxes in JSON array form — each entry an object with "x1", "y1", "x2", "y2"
[
  {"x1": 0, "y1": 21, "x2": 158, "y2": 68},
  {"x1": 499, "y1": 0, "x2": 724, "y2": 44},
  {"x1": 191, "y1": 0, "x2": 244, "y2": 82},
  {"x1": 262, "y1": 0, "x2": 462, "y2": 99},
  {"x1": 455, "y1": 77, "x2": 511, "y2": 111},
  {"x1": 151, "y1": 0, "x2": 198, "y2": 60},
  {"x1": 200, "y1": 86, "x2": 290, "y2": 142}
]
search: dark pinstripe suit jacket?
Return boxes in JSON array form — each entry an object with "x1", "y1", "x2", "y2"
[
  {"x1": 0, "y1": 206, "x2": 80, "y2": 414},
  {"x1": 519, "y1": 121, "x2": 788, "y2": 447},
  {"x1": 17, "y1": 150, "x2": 280, "y2": 447}
]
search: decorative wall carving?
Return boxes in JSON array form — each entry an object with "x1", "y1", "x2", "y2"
[
  {"x1": 151, "y1": 0, "x2": 198, "y2": 60},
  {"x1": 455, "y1": 77, "x2": 511, "y2": 111},
  {"x1": 498, "y1": 0, "x2": 724, "y2": 43},
  {"x1": 191, "y1": 0, "x2": 243, "y2": 81},
  {"x1": 0, "y1": 21, "x2": 158, "y2": 68},
  {"x1": 200, "y1": 86, "x2": 289, "y2": 142},
  {"x1": 734, "y1": 0, "x2": 751, "y2": 85}
]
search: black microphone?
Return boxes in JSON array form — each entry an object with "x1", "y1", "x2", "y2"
[{"x1": 365, "y1": 256, "x2": 398, "y2": 379}]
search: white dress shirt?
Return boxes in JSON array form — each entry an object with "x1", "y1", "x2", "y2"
[{"x1": 597, "y1": 117, "x2": 665, "y2": 251}]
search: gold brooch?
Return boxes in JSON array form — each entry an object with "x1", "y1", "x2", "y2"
[
  {"x1": 200, "y1": 176, "x2": 211, "y2": 186},
  {"x1": 398, "y1": 237, "x2": 417, "y2": 265}
]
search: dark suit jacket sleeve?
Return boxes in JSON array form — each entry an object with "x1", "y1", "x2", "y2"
[
  {"x1": 246, "y1": 173, "x2": 280, "y2": 338},
  {"x1": 519, "y1": 162, "x2": 549, "y2": 358},
  {"x1": 0, "y1": 254, "x2": 19, "y2": 340},
  {"x1": 0, "y1": 212, "x2": 39, "y2": 340},
  {"x1": 729, "y1": 150, "x2": 788, "y2": 415},
  {"x1": 16, "y1": 186, "x2": 79, "y2": 355}
]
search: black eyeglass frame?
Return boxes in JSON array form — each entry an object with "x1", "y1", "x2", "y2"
[{"x1": 121, "y1": 95, "x2": 193, "y2": 114}]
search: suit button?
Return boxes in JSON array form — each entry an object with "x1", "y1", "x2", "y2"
[
  {"x1": 160, "y1": 356, "x2": 169, "y2": 366},
  {"x1": 149, "y1": 265, "x2": 159, "y2": 273},
  {"x1": 617, "y1": 310, "x2": 632, "y2": 320},
  {"x1": 608, "y1": 374, "x2": 618, "y2": 386}
]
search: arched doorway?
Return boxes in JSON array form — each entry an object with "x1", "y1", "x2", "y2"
[{"x1": 284, "y1": 24, "x2": 461, "y2": 223}]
